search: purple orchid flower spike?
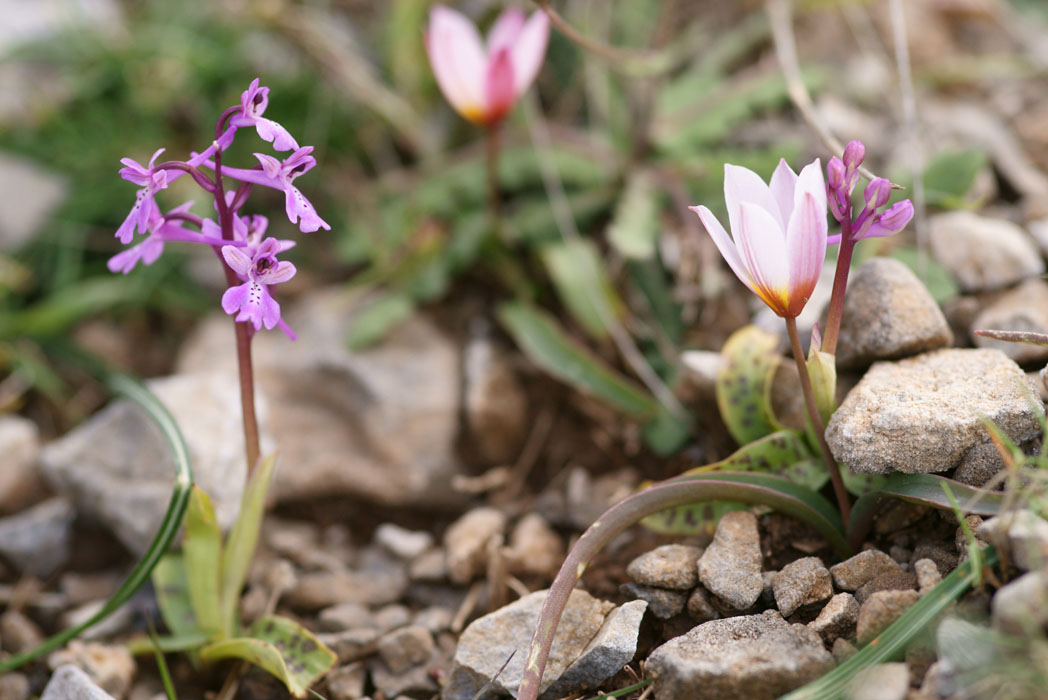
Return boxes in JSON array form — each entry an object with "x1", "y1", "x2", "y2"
[
  {"x1": 221, "y1": 237, "x2": 297, "y2": 333},
  {"x1": 116, "y1": 148, "x2": 170, "y2": 243},
  {"x1": 109, "y1": 201, "x2": 233, "y2": 274},
  {"x1": 218, "y1": 147, "x2": 330, "y2": 233},
  {"x1": 221, "y1": 78, "x2": 300, "y2": 152}
]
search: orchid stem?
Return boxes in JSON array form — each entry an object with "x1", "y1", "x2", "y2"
[
  {"x1": 213, "y1": 146, "x2": 262, "y2": 475},
  {"x1": 485, "y1": 122, "x2": 502, "y2": 240},
  {"x1": 820, "y1": 218, "x2": 855, "y2": 357},
  {"x1": 785, "y1": 315, "x2": 850, "y2": 523}
]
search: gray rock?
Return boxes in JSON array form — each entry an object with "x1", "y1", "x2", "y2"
[
  {"x1": 287, "y1": 565, "x2": 407, "y2": 610},
  {"x1": 972, "y1": 279, "x2": 1048, "y2": 365},
  {"x1": 697, "y1": 511, "x2": 764, "y2": 610},
  {"x1": 620, "y1": 583, "x2": 685, "y2": 620},
  {"x1": 626, "y1": 544, "x2": 703, "y2": 590},
  {"x1": 318, "y1": 602, "x2": 373, "y2": 633},
  {"x1": 40, "y1": 372, "x2": 254, "y2": 555},
  {"x1": 929, "y1": 211, "x2": 1045, "y2": 292},
  {"x1": 829, "y1": 550, "x2": 902, "y2": 591},
  {"x1": 826, "y1": 349, "x2": 1044, "y2": 475},
  {"x1": 409, "y1": 548, "x2": 448, "y2": 581},
  {"x1": 856, "y1": 589, "x2": 920, "y2": 645},
  {"x1": 41, "y1": 665, "x2": 116, "y2": 700},
  {"x1": 686, "y1": 587, "x2": 720, "y2": 623},
  {"x1": 0, "y1": 497, "x2": 74, "y2": 577},
  {"x1": 374, "y1": 523, "x2": 433, "y2": 561},
  {"x1": 832, "y1": 637, "x2": 857, "y2": 663},
  {"x1": 849, "y1": 663, "x2": 909, "y2": 700},
  {"x1": 443, "y1": 589, "x2": 641, "y2": 700},
  {"x1": 854, "y1": 569, "x2": 917, "y2": 605},
  {"x1": 0, "y1": 672, "x2": 29, "y2": 700},
  {"x1": 772, "y1": 557, "x2": 833, "y2": 617},
  {"x1": 978, "y1": 509, "x2": 1048, "y2": 571},
  {"x1": 953, "y1": 442, "x2": 1006, "y2": 487},
  {"x1": 370, "y1": 654, "x2": 440, "y2": 698},
  {"x1": 0, "y1": 152, "x2": 66, "y2": 251},
  {"x1": 503, "y1": 513, "x2": 564, "y2": 579},
  {"x1": 646, "y1": 610, "x2": 834, "y2": 700},
  {"x1": 0, "y1": 415, "x2": 45, "y2": 514},
  {"x1": 463, "y1": 335, "x2": 528, "y2": 465},
  {"x1": 377, "y1": 625, "x2": 435, "y2": 674},
  {"x1": 372, "y1": 604, "x2": 411, "y2": 633},
  {"x1": 1, "y1": 610, "x2": 43, "y2": 653},
  {"x1": 914, "y1": 558, "x2": 943, "y2": 595},
  {"x1": 991, "y1": 570, "x2": 1048, "y2": 636},
  {"x1": 317, "y1": 627, "x2": 381, "y2": 664},
  {"x1": 48, "y1": 642, "x2": 135, "y2": 699},
  {"x1": 808, "y1": 592, "x2": 859, "y2": 643},
  {"x1": 444, "y1": 507, "x2": 506, "y2": 585},
  {"x1": 413, "y1": 606, "x2": 453, "y2": 634},
  {"x1": 324, "y1": 662, "x2": 366, "y2": 700},
  {"x1": 177, "y1": 292, "x2": 464, "y2": 507},
  {"x1": 835, "y1": 257, "x2": 953, "y2": 370}
]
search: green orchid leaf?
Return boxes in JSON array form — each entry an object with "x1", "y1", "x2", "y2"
[
  {"x1": 200, "y1": 616, "x2": 336, "y2": 698},
  {"x1": 782, "y1": 548, "x2": 998, "y2": 700},
  {"x1": 716, "y1": 325, "x2": 781, "y2": 444},
  {"x1": 220, "y1": 453, "x2": 277, "y2": 638},
  {"x1": 541, "y1": 239, "x2": 622, "y2": 341},
  {"x1": 806, "y1": 346, "x2": 836, "y2": 427},
  {"x1": 152, "y1": 554, "x2": 199, "y2": 639},
  {"x1": 608, "y1": 171, "x2": 660, "y2": 260},
  {"x1": 126, "y1": 631, "x2": 212, "y2": 656},
  {"x1": 184, "y1": 487, "x2": 223, "y2": 637},
  {"x1": 840, "y1": 469, "x2": 888, "y2": 498},
  {"x1": 497, "y1": 302, "x2": 657, "y2": 419},
  {"x1": 847, "y1": 474, "x2": 1004, "y2": 551}
]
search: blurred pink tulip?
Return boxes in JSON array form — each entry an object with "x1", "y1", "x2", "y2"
[
  {"x1": 691, "y1": 159, "x2": 828, "y2": 318},
  {"x1": 425, "y1": 5, "x2": 549, "y2": 126}
]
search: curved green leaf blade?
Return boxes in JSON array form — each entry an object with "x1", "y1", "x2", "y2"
[
  {"x1": 201, "y1": 616, "x2": 336, "y2": 698},
  {"x1": 608, "y1": 171, "x2": 659, "y2": 260},
  {"x1": 541, "y1": 239, "x2": 622, "y2": 341},
  {"x1": 782, "y1": 548, "x2": 998, "y2": 700},
  {"x1": 847, "y1": 474, "x2": 1004, "y2": 551},
  {"x1": 0, "y1": 374, "x2": 194, "y2": 672},
  {"x1": 220, "y1": 453, "x2": 277, "y2": 638},
  {"x1": 716, "y1": 325, "x2": 781, "y2": 444},
  {"x1": 184, "y1": 487, "x2": 222, "y2": 637},
  {"x1": 497, "y1": 302, "x2": 657, "y2": 418}
]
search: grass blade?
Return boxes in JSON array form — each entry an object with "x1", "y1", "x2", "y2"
[{"x1": 0, "y1": 373, "x2": 194, "y2": 672}]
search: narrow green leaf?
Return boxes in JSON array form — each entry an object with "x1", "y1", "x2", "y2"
[
  {"x1": 607, "y1": 171, "x2": 660, "y2": 260},
  {"x1": 344, "y1": 292, "x2": 415, "y2": 350},
  {"x1": 541, "y1": 239, "x2": 622, "y2": 341},
  {"x1": 922, "y1": 148, "x2": 987, "y2": 209},
  {"x1": 889, "y1": 247, "x2": 959, "y2": 304},
  {"x1": 126, "y1": 631, "x2": 212, "y2": 655},
  {"x1": 782, "y1": 548, "x2": 998, "y2": 700},
  {"x1": 200, "y1": 616, "x2": 336, "y2": 698},
  {"x1": 847, "y1": 474, "x2": 1004, "y2": 551},
  {"x1": 840, "y1": 469, "x2": 888, "y2": 498},
  {"x1": 642, "y1": 404, "x2": 693, "y2": 457},
  {"x1": 716, "y1": 325, "x2": 781, "y2": 444},
  {"x1": 497, "y1": 302, "x2": 657, "y2": 419},
  {"x1": 183, "y1": 487, "x2": 223, "y2": 637},
  {"x1": 220, "y1": 453, "x2": 277, "y2": 638},
  {"x1": 152, "y1": 554, "x2": 199, "y2": 639}
]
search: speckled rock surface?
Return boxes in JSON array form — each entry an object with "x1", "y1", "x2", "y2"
[
  {"x1": 808, "y1": 593, "x2": 859, "y2": 643},
  {"x1": 835, "y1": 257, "x2": 953, "y2": 370},
  {"x1": 772, "y1": 557, "x2": 833, "y2": 617},
  {"x1": 857, "y1": 589, "x2": 920, "y2": 645},
  {"x1": 829, "y1": 550, "x2": 904, "y2": 591},
  {"x1": 626, "y1": 544, "x2": 703, "y2": 590},
  {"x1": 929, "y1": 212, "x2": 1044, "y2": 292},
  {"x1": 697, "y1": 511, "x2": 764, "y2": 610},
  {"x1": 826, "y1": 349, "x2": 1044, "y2": 474},
  {"x1": 646, "y1": 610, "x2": 833, "y2": 700}
]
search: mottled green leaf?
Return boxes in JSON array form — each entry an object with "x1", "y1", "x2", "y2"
[
  {"x1": 541, "y1": 239, "x2": 622, "y2": 341},
  {"x1": 220, "y1": 453, "x2": 276, "y2": 638},
  {"x1": 200, "y1": 616, "x2": 335, "y2": 698},
  {"x1": 152, "y1": 554, "x2": 199, "y2": 639},
  {"x1": 497, "y1": 302, "x2": 657, "y2": 418},
  {"x1": 608, "y1": 171, "x2": 660, "y2": 260},
  {"x1": 183, "y1": 487, "x2": 222, "y2": 637},
  {"x1": 716, "y1": 325, "x2": 781, "y2": 444}
]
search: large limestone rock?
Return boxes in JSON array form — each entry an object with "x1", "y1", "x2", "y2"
[
  {"x1": 826, "y1": 349, "x2": 1043, "y2": 475},
  {"x1": 929, "y1": 212, "x2": 1044, "y2": 293},
  {"x1": 971, "y1": 278, "x2": 1048, "y2": 365},
  {"x1": 835, "y1": 257, "x2": 953, "y2": 369}
]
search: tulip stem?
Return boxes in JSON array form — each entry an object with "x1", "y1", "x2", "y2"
[
  {"x1": 485, "y1": 123, "x2": 502, "y2": 240},
  {"x1": 820, "y1": 218, "x2": 855, "y2": 357},
  {"x1": 785, "y1": 315, "x2": 851, "y2": 523}
]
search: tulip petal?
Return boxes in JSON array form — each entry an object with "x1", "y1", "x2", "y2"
[
  {"x1": 690, "y1": 205, "x2": 752, "y2": 289},
  {"x1": 737, "y1": 201, "x2": 791, "y2": 315},
  {"x1": 487, "y1": 7, "x2": 525, "y2": 55},
  {"x1": 724, "y1": 163, "x2": 784, "y2": 237},
  {"x1": 785, "y1": 191, "x2": 828, "y2": 317},
  {"x1": 485, "y1": 48, "x2": 517, "y2": 124},
  {"x1": 426, "y1": 6, "x2": 487, "y2": 122},
  {"x1": 510, "y1": 10, "x2": 550, "y2": 96},
  {"x1": 769, "y1": 158, "x2": 798, "y2": 224}
]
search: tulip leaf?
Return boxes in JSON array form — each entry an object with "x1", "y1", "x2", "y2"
[
  {"x1": 497, "y1": 302, "x2": 657, "y2": 418},
  {"x1": 922, "y1": 147, "x2": 987, "y2": 209},
  {"x1": 608, "y1": 171, "x2": 660, "y2": 260},
  {"x1": 716, "y1": 325, "x2": 781, "y2": 444},
  {"x1": 541, "y1": 239, "x2": 622, "y2": 341},
  {"x1": 152, "y1": 554, "x2": 199, "y2": 640},
  {"x1": 183, "y1": 487, "x2": 223, "y2": 637},
  {"x1": 200, "y1": 616, "x2": 336, "y2": 698},
  {"x1": 806, "y1": 346, "x2": 836, "y2": 426},
  {"x1": 889, "y1": 247, "x2": 959, "y2": 304},
  {"x1": 220, "y1": 453, "x2": 277, "y2": 638},
  {"x1": 643, "y1": 430, "x2": 826, "y2": 535}
]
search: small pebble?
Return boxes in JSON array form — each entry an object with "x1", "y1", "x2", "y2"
[
  {"x1": 830, "y1": 550, "x2": 902, "y2": 591},
  {"x1": 48, "y1": 641, "x2": 136, "y2": 699},
  {"x1": 318, "y1": 602, "x2": 373, "y2": 633},
  {"x1": 376, "y1": 625, "x2": 435, "y2": 674},
  {"x1": 325, "y1": 662, "x2": 366, "y2": 700},
  {"x1": 857, "y1": 590, "x2": 920, "y2": 645},
  {"x1": 832, "y1": 637, "x2": 858, "y2": 664},
  {"x1": 697, "y1": 511, "x2": 764, "y2": 610},
  {"x1": 849, "y1": 663, "x2": 909, "y2": 700},
  {"x1": 1, "y1": 610, "x2": 44, "y2": 653},
  {"x1": 620, "y1": 583, "x2": 686, "y2": 619},
  {"x1": 503, "y1": 512, "x2": 564, "y2": 578},
  {"x1": 318, "y1": 628, "x2": 381, "y2": 664},
  {"x1": 855, "y1": 570, "x2": 917, "y2": 605},
  {"x1": 409, "y1": 548, "x2": 448, "y2": 581},
  {"x1": 413, "y1": 606, "x2": 453, "y2": 634},
  {"x1": 444, "y1": 507, "x2": 506, "y2": 585},
  {"x1": 772, "y1": 557, "x2": 833, "y2": 617},
  {"x1": 914, "y1": 559, "x2": 942, "y2": 595},
  {"x1": 808, "y1": 593, "x2": 859, "y2": 644},
  {"x1": 625, "y1": 544, "x2": 703, "y2": 590},
  {"x1": 375, "y1": 523, "x2": 434, "y2": 561},
  {"x1": 373, "y1": 604, "x2": 411, "y2": 632},
  {"x1": 686, "y1": 587, "x2": 719, "y2": 623}
]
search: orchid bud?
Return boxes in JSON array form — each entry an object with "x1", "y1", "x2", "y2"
[
  {"x1": 863, "y1": 200, "x2": 915, "y2": 239},
  {"x1": 864, "y1": 178, "x2": 892, "y2": 210},
  {"x1": 842, "y1": 140, "x2": 865, "y2": 171},
  {"x1": 826, "y1": 157, "x2": 845, "y2": 191}
]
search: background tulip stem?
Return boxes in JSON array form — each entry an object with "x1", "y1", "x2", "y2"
[
  {"x1": 485, "y1": 123, "x2": 502, "y2": 239},
  {"x1": 785, "y1": 315, "x2": 851, "y2": 522},
  {"x1": 820, "y1": 217, "x2": 855, "y2": 357}
]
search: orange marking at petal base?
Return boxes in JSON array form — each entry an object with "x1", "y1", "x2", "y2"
[
  {"x1": 753, "y1": 285, "x2": 790, "y2": 317},
  {"x1": 460, "y1": 104, "x2": 487, "y2": 125}
]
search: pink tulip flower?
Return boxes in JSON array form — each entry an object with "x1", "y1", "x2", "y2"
[
  {"x1": 425, "y1": 5, "x2": 550, "y2": 127},
  {"x1": 691, "y1": 159, "x2": 828, "y2": 318}
]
